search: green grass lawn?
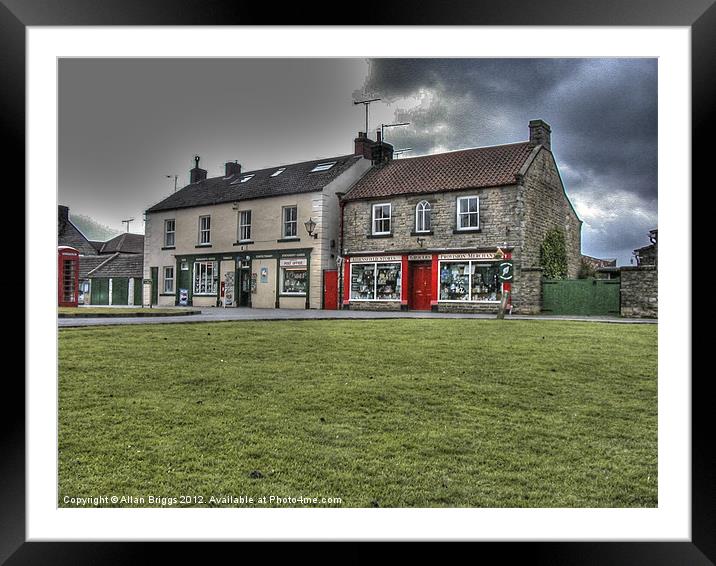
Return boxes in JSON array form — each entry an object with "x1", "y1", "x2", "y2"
[{"x1": 58, "y1": 319, "x2": 657, "y2": 508}]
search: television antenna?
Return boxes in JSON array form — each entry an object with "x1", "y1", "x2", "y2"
[
  {"x1": 353, "y1": 98, "x2": 381, "y2": 134},
  {"x1": 121, "y1": 218, "x2": 135, "y2": 233}
]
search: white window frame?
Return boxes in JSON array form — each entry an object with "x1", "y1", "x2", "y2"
[
  {"x1": 372, "y1": 203, "x2": 392, "y2": 235},
  {"x1": 198, "y1": 215, "x2": 211, "y2": 245},
  {"x1": 164, "y1": 219, "x2": 175, "y2": 247},
  {"x1": 349, "y1": 261, "x2": 402, "y2": 302},
  {"x1": 271, "y1": 168, "x2": 286, "y2": 177},
  {"x1": 415, "y1": 200, "x2": 431, "y2": 233},
  {"x1": 456, "y1": 196, "x2": 480, "y2": 230},
  {"x1": 310, "y1": 161, "x2": 337, "y2": 172},
  {"x1": 238, "y1": 210, "x2": 252, "y2": 242},
  {"x1": 282, "y1": 206, "x2": 298, "y2": 238},
  {"x1": 163, "y1": 266, "x2": 174, "y2": 294},
  {"x1": 438, "y1": 260, "x2": 502, "y2": 303},
  {"x1": 193, "y1": 261, "x2": 217, "y2": 295}
]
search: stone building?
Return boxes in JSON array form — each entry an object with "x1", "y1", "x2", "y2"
[
  {"x1": 143, "y1": 139, "x2": 390, "y2": 309},
  {"x1": 339, "y1": 120, "x2": 582, "y2": 314},
  {"x1": 633, "y1": 229, "x2": 658, "y2": 266},
  {"x1": 58, "y1": 205, "x2": 144, "y2": 305}
]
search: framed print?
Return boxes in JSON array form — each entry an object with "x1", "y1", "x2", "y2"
[{"x1": 9, "y1": 0, "x2": 710, "y2": 563}]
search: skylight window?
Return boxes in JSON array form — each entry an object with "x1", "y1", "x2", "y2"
[
  {"x1": 271, "y1": 168, "x2": 286, "y2": 177},
  {"x1": 229, "y1": 174, "x2": 254, "y2": 185},
  {"x1": 310, "y1": 161, "x2": 336, "y2": 172}
]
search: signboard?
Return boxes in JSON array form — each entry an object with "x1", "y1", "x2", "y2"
[
  {"x1": 142, "y1": 278, "x2": 152, "y2": 285},
  {"x1": 180, "y1": 262, "x2": 189, "y2": 271},
  {"x1": 498, "y1": 261, "x2": 514, "y2": 281},
  {"x1": 251, "y1": 273, "x2": 257, "y2": 293},
  {"x1": 260, "y1": 267, "x2": 268, "y2": 283},
  {"x1": 224, "y1": 272, "x2": 235, "y2": 307},
  {"x1": 279, "y1": 258, "x2": 308, "y2": 268},
  {"x1": 439, "y1": 252, "x2": 502, "y2": 260},
  {"x1": 178, "y1": 288, "x2": 189, "y2": 306},
  {"x1": 351, "y1": 255, "x2": 402, "y2": 263},
  {"x1": 408, "y1": 254, "x2": 432, "y2": 262}
]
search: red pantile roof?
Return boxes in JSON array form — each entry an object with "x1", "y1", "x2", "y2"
[{"x1": 343, "y1": 141, "x2": 535, "y2": 201}]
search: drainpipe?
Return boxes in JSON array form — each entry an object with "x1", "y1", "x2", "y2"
[{"x1": 336, "y1": 192, "x2": 346, "y2": 307}]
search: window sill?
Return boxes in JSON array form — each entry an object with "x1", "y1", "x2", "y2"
[
  {"x1": 277, "y1": 237, "x2": 300, "y2": 243},
  {"x1": 159, "y1": 293, "x2": 175, "y2": 297},
  {"x1": 195, "y1": 244, "x2": 213, "y2": 248},
  {"x1": 279, "y1": 293, "x2": 307, "y2": 297},
  {"x1": 367, "y1": 233, "x2": 393, "y2": 239},
  {"x1": 452, "y1": 228, "x2": 482, "y2": 234},
  {"x1": 234, "y1": 241, "x2": 254, "y2": 246},
  {"x1": 161, "y1": 246, "x2": 176, "y2": 251},
  {"x1": 410, "y1": 230, "x2": 433, "y2": 236}
]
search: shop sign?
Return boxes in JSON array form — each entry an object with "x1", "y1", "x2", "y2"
[
  {"x1": 142, "y1": 278, "x2": 152, "y2": 285},
  {"x1": 498, "y1": 261, "x2": 514, "y2": 281},
  {"x1": 260, "y1": 267, "x2": 269, "y2": 283},
  {"x1": 351, "y1": 255, "x2": 402, "y2": 263},
  {"x1": 178, "y1": 288, "x2": 189, "y2": 305},
  {"x1": 180, "y1": 263, "x2": 189, "y2": 271},
  {"x1": 408, "y1": 254, "x2": 432, "y2": 261},
  {"x1": 279, "y1": 258, "x2": 308, "y2": 267},
  {"x1": 439, "y1": 252, "x2": 500, "y2": 260},
  {"x1": 254, "y1": 253, "x2": 273, "y2": 259},
  {"x1": 251, "y1": 273, "x2": 257, "y2": 293},
  {"x1": 224, "y1": 272, "x2": 234, "y2": 307}
]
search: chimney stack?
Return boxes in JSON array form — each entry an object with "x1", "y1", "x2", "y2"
[
  {"x1": 529, "y1": 119, "x2": 551, "y2": 151},
  {"x1": 190, "y1": 155, "x2": 208, "y2": 184},
  {"x1": 354, "y1": 131, "x2": 370, "y2": 157},
  {"x1": 225, "y1": 161, "x2": 241, "y2": 178}
]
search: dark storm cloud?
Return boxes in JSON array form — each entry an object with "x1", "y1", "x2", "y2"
[{"x1": 356, "y1": 58, "x2": 657, "y2": 263}]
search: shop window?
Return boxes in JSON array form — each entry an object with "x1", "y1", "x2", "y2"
[
  {"x1": 193, "y1": 261, "x2": 217, "y2": 295},
  {"x1": 283, "y1": 206, "x2": 298, "y2": 238},
  {"x1": 415, "y1": 200, "x2": 431, "y2": 232},
  {"x1": 163, "y1": 266, "x2": 174, "y2": 293},
  {"x1": 164, "y1": 219, "x2": 175, "y2": 247},
  {"x1": 198, "y1": 215, "x2": 211, "y2": 244},
  {"x1": 372, "y1": 203, "x2": 392, "y2": 235},
  {"x1": 456, "y1": 196, "x2": 479, "y2": 230},
  {"x1": 281, "y1": 268, "x2": 307, "y2": 295},
  {"x1": 439, "y1": 260, "x2": 501, "y2": 302},
  {"x1": 350, "y1": 262, "x2": 401, "y2": 301},
  {"x1": 239, "y1": 210, "x2": 252, "y2": 242}
]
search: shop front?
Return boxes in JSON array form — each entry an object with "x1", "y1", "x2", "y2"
[
  {"x1": 174, "y1": 248, "x2": 313, "y2": 309},
  {"x1": 342, "y1": 248, "x2": 513, "y2": 312}
]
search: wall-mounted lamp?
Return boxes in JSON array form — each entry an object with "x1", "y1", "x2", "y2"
[{"x1": 304, "y1": 217, "x2": 318, "y2": 239}]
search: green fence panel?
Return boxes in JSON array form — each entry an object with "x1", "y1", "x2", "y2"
[
  {"x1": 112, "y1": 277, "x2": 129, "y2": 306},
  {"x1": 542, "y1": 278, "x2": 620, "y2": 315},
  {"x1": 90, "y1": 277, "x2": 109, "y2": 305}
]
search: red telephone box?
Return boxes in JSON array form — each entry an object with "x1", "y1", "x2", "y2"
[{"x1": 58, "y1": 246, "x2": 80, "y2": 307}]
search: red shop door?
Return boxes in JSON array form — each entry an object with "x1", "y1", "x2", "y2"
[
  {"x1": 323, "y1": 269, "x2": 338, "y2": 310},
  {"x1": 410, "y1": 263, "x2": 432, "y2": 311}
]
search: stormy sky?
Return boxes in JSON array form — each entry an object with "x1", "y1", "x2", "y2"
[{"x1": 58, "y1": 58, "x2": 657, "y2": 264}]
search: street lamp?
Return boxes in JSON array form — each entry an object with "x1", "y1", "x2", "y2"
[{"x1": 304, "y1": 217, "x2": 318, "y2": 239}]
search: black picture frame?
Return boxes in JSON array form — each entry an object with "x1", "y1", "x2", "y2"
[{"x1": 8, "y1": 1, "x2": 708, "y2": 563}]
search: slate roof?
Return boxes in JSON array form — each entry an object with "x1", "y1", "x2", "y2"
[
  {"x1": 343, "y1": 142, "x2": 535, "y2": 201},
  {"x1": 147, "y1": 154, "x2": 361, "y2": 213},
  {"x1": 58, "y1": 207, "x2": 99, "y2": 256},
  {"x1": 82, "y1": 253, "x2": 143, "y2": 279},
  {"x1": 96, "y1": 233, "x2": 144, "y2": 254}
]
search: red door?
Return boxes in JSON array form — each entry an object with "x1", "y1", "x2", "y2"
[
  {"x1": 323, "y1": 270, "x2": 338, "y2": 310},
  {"x1": 409, "y1": 263, "x2": 432, "y2": 311}
]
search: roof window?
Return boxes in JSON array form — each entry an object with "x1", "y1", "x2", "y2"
[
  {"x1": 231, "y1": 174, "x2": 255, "y2": 185},
  {"x1": 310, "y1": 161, "x2": 336, "y2": 172},
  {"x1": 271, "y1": 168, "x2": 286, "y2": 177}
]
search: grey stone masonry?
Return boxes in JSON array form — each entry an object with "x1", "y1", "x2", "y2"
[
  {"x1": 343, "y1": 185, "x2": 520, "y2": 255},
  {"x1": 620, "y1": 265, "x2": 657, "y2": 318}
]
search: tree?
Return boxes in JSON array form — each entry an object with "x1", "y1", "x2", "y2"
[{"x1": 540, "y1": 227, "x2": 568, "y2": 279}]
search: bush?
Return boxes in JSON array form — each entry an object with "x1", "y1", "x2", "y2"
[{"x1": 540, "y1": 227, "x2": 568, "y2": 279}]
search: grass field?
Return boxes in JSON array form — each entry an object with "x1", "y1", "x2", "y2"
[{"x1": 58, "y1": 319, "x2": 657, "y2": 508}]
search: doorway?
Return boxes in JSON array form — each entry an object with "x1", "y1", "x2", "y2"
[
  {"x1": 323, "y1": 269, "x2": 338, "y2": 310},
  {"x1": 409, "y1": 262, "x2": 432, "y2": 311},
  {"x1": 238, "y1": 265, "x2": 251, "y2": 307}
]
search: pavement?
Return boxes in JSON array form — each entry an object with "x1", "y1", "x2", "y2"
[{"x1": 58, "y1": 306, "x2": 657, "y2": 327}]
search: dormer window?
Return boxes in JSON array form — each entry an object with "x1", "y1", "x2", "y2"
[
  {"x1": 415, "y1": 200, "x2": 431, "y2": 233},
  {"x1": 310, "y1": 161, "x2": 336, "y2": 172}
]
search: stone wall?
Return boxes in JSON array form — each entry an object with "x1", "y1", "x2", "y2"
[
  {"x1": 519, "y1": 149, "x2": 582, "y2": 278},
  {"x1": 620, "y1": 266, "x2": 658, "y2": 318},
  {"x1": 511, "y1": 266, "x2": 543, "y2": 314}
]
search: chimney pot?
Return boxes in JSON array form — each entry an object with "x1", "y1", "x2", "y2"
[
  {"x1": 529, "y1": 119, "x2": 551, "y2": 151},
  {"x1": 190, "y1": 155, "x2": 208, "y2": 183}
]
